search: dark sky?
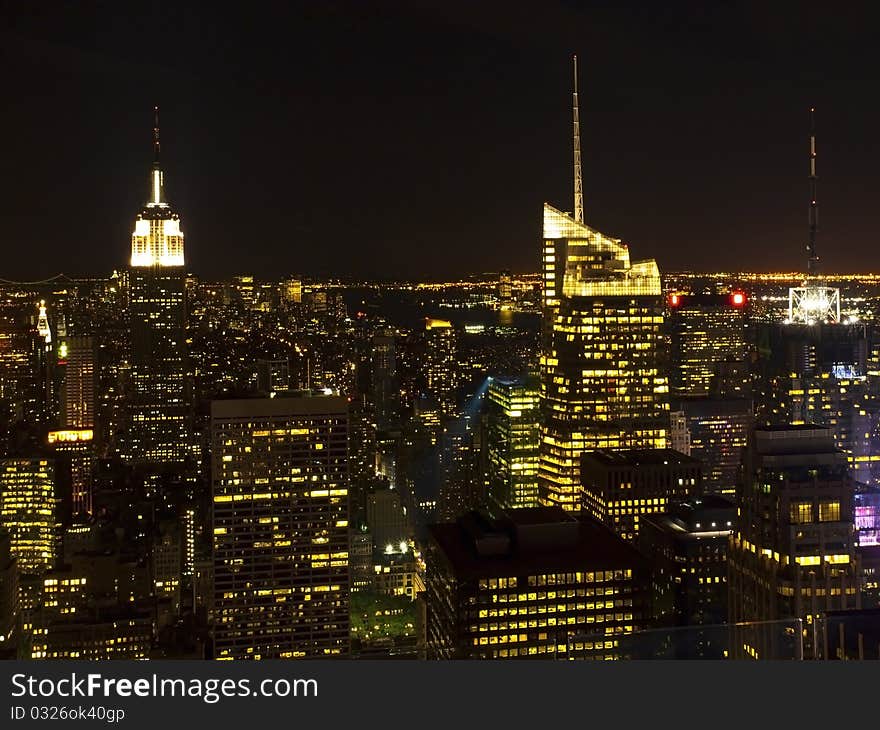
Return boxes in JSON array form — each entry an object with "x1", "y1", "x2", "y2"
[{"x1": 2, "y1": 1, "x2": 880, "y2": 280}]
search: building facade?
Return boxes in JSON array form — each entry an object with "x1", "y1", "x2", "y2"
[
  {"x1": 123, "y1": 110, "x2": 190, "y2": 467},
  {"x1": 580, "y1": 448, "x2": 702, "y2": 541},
  {"x1": 486, "y1": 376, "x2": 541, "y2": 510},
  {"x1": 211, "y1": 394, "x2": 350, "y2": 659},
  {"x1": 426, "y1": 506, "x2": 651, "y2": 659},
  {"x1": 728, "y1": 426, "x2": 860, "y2": 658},
  {"x1": 539, "y1": 204, "x2": 668, "y2": 511}
]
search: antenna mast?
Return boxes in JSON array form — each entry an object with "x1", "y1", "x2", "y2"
[
  {"x1": 807, "y1": 107, "x2": 819, "y2": 276},
  {"x1": 572, "y1": 55, "x2": 584, "y2": 224},
  {"x1": 153, "y1": 105, "x2": 161, "y2": 165}
]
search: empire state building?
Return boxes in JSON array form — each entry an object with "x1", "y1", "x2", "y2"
[{"x1": 123, "y1": 108, "x2": 190, "y2": 467}]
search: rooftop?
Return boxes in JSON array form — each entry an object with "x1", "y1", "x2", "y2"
[
  {"x1": 429, "y1": 507, "x2": 647, "y2": 580},
  {"x1": 581, "y1": 448, "x2": 701, "y2": 469}
]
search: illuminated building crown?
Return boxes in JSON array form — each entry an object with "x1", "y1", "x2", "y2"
[{"x1": 130, "y1": 106, "x2": 185, "y2": 267}]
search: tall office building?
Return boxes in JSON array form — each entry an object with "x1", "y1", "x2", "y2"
[
  {"x1": 666, "y1": 292, "x2": 748, "y2": 397},
  {"x1": 47, "y1": 429, "x2": 94, "y2": 517},
  {"x1": 0, "y1": 458, "x2": 56, "y2": 575},
  {"x1": 640, "y1": 496, "x2": 735, "y2": 633},
  {"x1": 372, "y1": 330, "x2": 398, "y2": 429},
  {"x1": 580, "y1": 448, "x2": 702, "y2": 541},
  {"x1": 424, "y1": 318, "x2": 458, "y2": 417},
  {"x1": 670, "y1": 397, "x2": 751, "y2": 496},
  {"x1": 539, "y1": 205, "x2": 668, "y2": 510},
  {"x1": 754, "y1": 322, "x2": 880, "y2": 486},
  {"x1": 212, "y1": 394, "x2": 350, "y2": 659},
  {"x1": 486, "y1": 376, "x2": 541, "y2": 509},
  {"x1": 728, "y1": 426, "x2": 860, "y2": 658},
  {"x1": 124, "y1": 108, "x2": 190, "y2": 466},
  {"x1": 366, "y1": 487, "x2": 410, "y2": 552},
  {"x1": 426, "y1": 506, "x2": 651, "y2": 659},
  {"x1": 57, "y1": 335, "x2": 95, "y2": 430},
  {"x1": 538, "y1": 60, "x2": 667, "y2": 511}
]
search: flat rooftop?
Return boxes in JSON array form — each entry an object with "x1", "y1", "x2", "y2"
[
  {"x1": 581, "y1": 448, "x2": 701, "y2": 468},
  {"x1": 429, "y1": 507, "x2": 647, "y2": 580}
]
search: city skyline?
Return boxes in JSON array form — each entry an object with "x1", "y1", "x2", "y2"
[
  {"x1": 4, "y1": 1, "x2": 880, "y2": 668},
  {"x1": 3, "y1": 2, "x2": 880, "y2": 280}
]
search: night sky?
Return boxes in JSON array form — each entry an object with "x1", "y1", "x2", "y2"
[{"x1": 2, "y1": 1, "x2": 880, "y2": 281}]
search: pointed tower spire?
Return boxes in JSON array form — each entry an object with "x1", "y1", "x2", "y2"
[
  {"x1": 807, "y1": 106, "x2": 819, "y2": 276},
  {"x1": 572, "y1": 55, "x2": 584, "y2": 224},
  {"x1": 150, "y1": 105, "x2": 165, "y2": 205},
  {"x1": 153, "y1": 105, "x2": 161, "y2": 165}
]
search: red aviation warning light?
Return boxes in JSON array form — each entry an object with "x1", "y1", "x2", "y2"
[
  {"x1": 669, "y1": 293, "x2": 681, "y2": 307},
  {"x1": 730, "y1": 291, "x2": 746, "y2": 307}
]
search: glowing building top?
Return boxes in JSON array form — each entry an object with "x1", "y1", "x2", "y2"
[
  {"x1": 130, "y1": 106, "x2": 185, "y2": 267},
  {"x1": 542, "y1": 58, "x2": 659, "y2": 309}
]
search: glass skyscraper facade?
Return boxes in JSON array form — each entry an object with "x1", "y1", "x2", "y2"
[{"x1": 539, "y1": 204, "x2": 668, "y2": 511}]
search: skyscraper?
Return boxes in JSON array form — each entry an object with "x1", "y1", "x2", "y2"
[
  {"x1": 57, "y1": 335, "x2": 95, "y2": 430},
  {"x1": 666, "y1": 292, "x2": 748, "y2": 397},
  {"x1": 728, "y1": 425, "x2": 860, "y2": 658},
  {"x1": 0, "y1": 458, "x2": 56, "y2": 575},
  {"x1": 580, "y1": 448, "x2": 702, "y2": 541},
  {"x1": 426, "y1": 506, "x2": 651, "y2": 659},
  {"x1": 670, "y1": 397, "x2": 751, "y2": 496},
  {"x1": 211, "y1": 394, "x2": 350, "y2": 659},
  {"x1": 123, "y1": 108, "x2": 190, "y2": 466},
  {"x1": 424, "y1": 318, "x2": 457, "y2": 418},
  {"x1": 538, "y1": 61, "x2": 668, "y2": 511},
  {"x1": 486, "y1": 376, "x2": 541, "y2": 509}
]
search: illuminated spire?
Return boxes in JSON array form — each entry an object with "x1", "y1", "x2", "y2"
[
  {"x1": 807, "y1": 106, "x2": 819, "y2": 276},
  {"x1": 150, "y1": 105, "x2": 165, "y2": 205},
  {"x1": 37, "y1": 300, "x2": 51, "y2": 346},
  {"x1": 131, "y1": 106, "x2": 184, "y2": 267},
  {"x1": 572, "y1": 55, "x2": 584, "y2": 224}
]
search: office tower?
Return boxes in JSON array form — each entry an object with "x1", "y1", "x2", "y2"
[
  {"x1": 372, "y1": 330, "x2": 398, "y2": 429},
  {"x1": 0, "y1": 299, "x2": 51, "y2": 426},
  {"x1": 0, "y1": 530, "x2": 18, "y2": 656},
  {"x1": 754, "y1": 321, "x2": 880, "y2": 485},
  {"x1": 670, "y1": 397, "x2": 751, "y2": 496},
  {"x1": 580, "y1": 449, "x2": 702, "y2": 541},
  {"x1": 486, "y1": 376, "x2": 540, "y2": 509},
  {"x1": 498, "y1": 271, "x2": 513, "y2": 310},
  {"x1": 666, "y1": 292, "x2": 748, "y2": 397},
  {"x1": 539, "y1": 63, "x2": 667, "y2": 512},
  {"x1": 31, "y1": 564, "x2": 153, "y2": 660},
  {"x1": 728, "y1": 426, "x2": 860, "y2": 658},
  {"x1": 437, "y1": 415, "x2": 482, "y2": 520},
  {"x1": 57, "y1": 335, "x2": 95, "y2": 429},
  {"x1": 152, "y1": 519, "x2": 183, "y2": 626},
  {"x1": 47, "y1": 429, "x2": 94, "y2": 517},
  {"x1": 366, "y1": 487, "x2": 410, "y2": 553},
  {"x1": 640, "y1": 496, "x2": 735, "y2": 633},
  {"x1": 212, "y1": 394, "x2": 350, "y2": 660},
  {"x1": 426, "y1": 506, "x2": 651, "y2": 659},
  {"x1": 281, "y1": 277, "x2": 302, "y2": 305},
  {"x1": 539, "y1": 207, "x2": 668, "y2": 511},
  {"x1": 424, "y1": 318, "x2": 458, "y2": 417},
  {"x1": 0, "y1": 458, "x2": 56, "y2": 575},
  {"x1": 124, "y1": 108, "x2": 190, "y2": 466},
  {"x1": 349, "y1": 529, "x2": 374, "y2": 594},
  {"x1": 255, "y1": 358, "x2": 290, "y2": 395}
]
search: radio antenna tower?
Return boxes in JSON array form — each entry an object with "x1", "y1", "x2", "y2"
[
  {"x1": 572, "y1": 55, "x2": 584, "y2": 224},
  {"x1": 787, "y1": 106, "x2": 839, "y2": 324},
  {"x1": 807, "y1": 107, "x2": 819, "y2": 276}
]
